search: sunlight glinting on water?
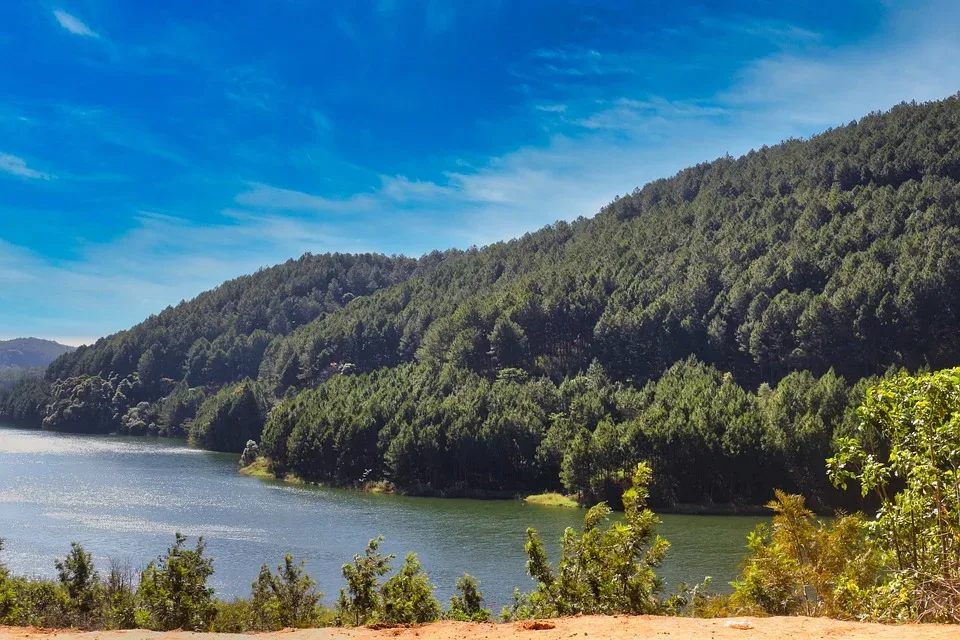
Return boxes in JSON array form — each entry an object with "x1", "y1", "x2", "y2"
[{"x1": 0, "y1": 425, "x2": 763, "y2": 605}]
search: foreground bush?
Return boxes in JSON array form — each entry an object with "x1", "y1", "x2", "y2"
[
  {"x1": 730, "y1": 368, "x2": 960, "y2": 623},
  {"x1": 447, "y1": 574, "x2": 492, "y2": 622},
  {"x1": 730, "y1": 491, "x2": 879, "y2": 617},
  {"x1": 829, "y1": 368, "x2": 960, "y2": 622},
  {"x1": 136, "y1": 533, "x2": 215, "y2": 631},
  {"x1": 251, "y1": 554, "x2": 324, "y2": 629},
  {"x1": 505, "y1": 462, "x2": 668, "y2": 619}
]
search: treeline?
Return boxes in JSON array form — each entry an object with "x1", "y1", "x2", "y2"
[
  {"x1": 0, "y1": 366, "x2": 44, "y2": 389},
  {"x1": 4, "y1": 369, "x2": 959, "y2": 629},
  {"x1": 5, "y1": 97, "x2": 960, "y2": 508},
  {"x1": 260, "y1": 358, "x2": 877, "y2": 508},
  {"x1": 260, "y1": 96, "x2": 960, "y2": 391},
  {"x1": 45, "y1": 251, "x2": 420, "y2": 402}
]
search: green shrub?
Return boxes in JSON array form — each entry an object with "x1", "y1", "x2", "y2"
[
  {"x1": 55, "y1": 542, "x2": 103, "y2": 626},
  {"x1": 447, "y1": 573, "x2": 491, "y2": 622},
  {"x1": 729, "y1": 491, "x2": 879, "y2": 618},
  {"x1": 511, "y1": 462, "x2": 668, "y2": 618},
  {"x1": 336, "y1": 536, "x2": 393, "y2": 626},
  {"x1": 212, "y1": 598, "x2": 256, "y2": 633},
  {"x1": 136, "y1": 533, "x2": 215, "y2": 631},
  {"x1": 1, "y1": 577, "x2": 70, "y2": 628},
  {"x1": 829, "y1": 368, "x2": 960, "y2": 622},
  {"x1": 251, "y1": 554, "x2": 323, "y2": 629},
  {"x1": 104, "y1": 558, "x2": 137, "y2": 629},
  {"x1": 380, "y1": 553, "x2": 441, "y2": 624}
]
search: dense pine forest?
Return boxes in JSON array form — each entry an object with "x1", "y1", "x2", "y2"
[{"x1": 4, "y1": 97, "x2": 960, "y2": 509}]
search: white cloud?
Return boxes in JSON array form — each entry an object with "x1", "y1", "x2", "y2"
[
  {"x1": 0, "y1": 211, "x2": 375, "y2": 341},
  {"x1": 721, "y1": 1, "x2": 960, "y2": 128},
  {"x1": 235, "y1": 183, "x2": 378, "y2": 213},
  {"x1": 53, "y1": 9, "x2": 99, "y2": 38},
  {"x1": 0, "y1": 152, "x2": 50, "y2": 179},
  {"x1": 9, "y1": 0, "x2": 960, "y2": 342},
  {"x1": 378, "y1": 175, "x2": 453, "y2": 203}
]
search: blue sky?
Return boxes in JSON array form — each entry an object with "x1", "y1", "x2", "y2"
[{"x1": 1, "y1": 0, "x2": 959, "y2": 345}]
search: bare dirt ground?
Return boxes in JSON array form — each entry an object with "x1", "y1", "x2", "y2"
[{"x1": 2, "y1": 615, "x2": 958, "y2": 640}]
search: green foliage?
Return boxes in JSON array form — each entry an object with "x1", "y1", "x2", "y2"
[
  {"x1": 250, "y1": 555, "x2": 323, "y2": 629},
  {"x1": 9, "y1": 97, "x2": 960, "y2": 510},
  {"x1": 447, "y1": 573, "x2": 491, "y2": 622},
  {"x1": 0, "y1": 366, "x2": 44, "y2": 390},
  {"x1": 41, "y1": 375, "x2": 114, "y2": 432},
  {"x1": 103, "y1": 558, "x2": 138, "y2": 629},
  {"x1": 240, "y1": 439, "x2": 261, "y2": 466},
  {"x1": 510, "y1": 463, "x2": 668, "y2": 618},
  {"x1": 137, "y1": 533, "x2": 215, "y2": 631},
  {"x1": 336, "y1": 536, "x2": 394, "y2": 626},
  {"x1": 263, "y1": 357, "x2": 869, "y2": 509},
  {"x1": 0, "y1": 378, "x2": 50, "y2": 426},
  {"x1": 189, "y1": 380, "x2": 268, "y2": 452},
  {"x1": 730, "y1": 491, "x2": 880, "y2": 618},
  {"x1": 156, "y1": 383, "x2": 206, "y2": 437},
  {"x1": 380, "y1": 553, "x2": 441, "y2": 624},
  {"x1": 211, "y1": 598, "x2": 256, "y2": 633},
  {"x1": 829, "y1": 368, "x2": 960, "y2": 622},
  {"x1": 47, "y1": 253, "x2": 417, "y2": 391},
  {"x1": 55, "y1": 542, "x2": 103, "y2": 624},
  {"x1": 119, "y1": 401, "x2": 160, "y2": 435}
]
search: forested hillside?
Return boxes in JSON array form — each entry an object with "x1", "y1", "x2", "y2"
[
  {"x1": 0, "y1": 338, "x2": 73, "y2": 392},
  {"x1": 5, "y1": 97, "x2": 960, "y2": 508},
  {"x1": 0, "y1": 338, "x2": 73, "y2": 369}
]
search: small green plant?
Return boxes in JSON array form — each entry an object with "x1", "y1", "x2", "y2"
[
  {"x1": 251, "y1": 554, "x2": 323, "y2": 629},
  {"x1": 447, "y1": 573, "x2": 491, "y2": 622},
  {"x1": 512, "y1": 462, "x2": 669, "y2": 618},
  {"x1": 380, "y1": 553, "x2": 441, "y2": 624},
  {"x1": 336, "y1": 536, "x2": 394, "y2": 626},
  {"x1": 212, "y1": 598, "x2": 256, "y2": 633},
  {"x1": 136, "y1": 533, "x2": 215, "y2": 631},
  {"x1": 729, "y1": 490, "x2": 879, "y2": 618},
  {"x1": 104, "y1": 558, "x2": 137, "y2": 629},
  {"x1": 55, "y1": 542, "x2": 103, "y2": 627}
]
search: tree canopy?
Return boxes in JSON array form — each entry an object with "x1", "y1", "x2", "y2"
[{"x1": 5, "y1": 96, "x2": 960, "y2": 507}]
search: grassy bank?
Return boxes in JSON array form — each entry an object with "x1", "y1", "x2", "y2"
[{"x1": 523, "y1": 493, "x2": 580, "y2": 508}]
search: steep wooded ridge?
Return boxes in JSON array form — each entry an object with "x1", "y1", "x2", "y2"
[{"x1": 4, "y1": 97, "x2": 960, "y2": 508}]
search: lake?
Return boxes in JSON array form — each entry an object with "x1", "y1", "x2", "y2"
[{"x1": 0, "y1": 425, "x2": 763, "y2": 608}]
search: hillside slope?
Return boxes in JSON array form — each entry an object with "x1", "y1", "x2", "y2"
[
  {"x1": 0, "y1": 338, "x2": 74, "y2": 369},
  {"x1": 7, "y1": 96, "x2": 960, "y2": 508}
]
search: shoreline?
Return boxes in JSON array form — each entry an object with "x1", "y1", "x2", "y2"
[{"x1": 239, "y1": 458, "x2": 769, "y2": 515}]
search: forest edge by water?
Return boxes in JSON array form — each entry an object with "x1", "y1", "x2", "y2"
[
  {"x1": 3, "y1": 366, "x2": 960, "y2": 630},
  {"x1": 5, "y1": 97, "x2": 960, "y2": 514}
]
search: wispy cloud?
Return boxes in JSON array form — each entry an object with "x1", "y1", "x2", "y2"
[
  {"x1": 53, "y1": 9, "x2": 99, "y2": 38},
  {"x1": 524, "y1": 46, "x2": 634, "y2": 78},
  {"x1": 698, "y1": 16, "x2": 820, "y2": 44},
  {"x1": 0, "y1": 152, "x2": 50, "y2": 179},
  {"x1": 721, "y1": 3, "x2": 960, "y2": 128},
  {"x1": 235, "y1": 183, "x2": 377, "y2": 213},
  {"x1": 378, "y1": 175, "x2": 453, "y2": 203},
  {"x1": 0, "y1": 211, "x2": 370, "y2": 341}
]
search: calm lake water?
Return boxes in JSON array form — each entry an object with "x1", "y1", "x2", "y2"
[{"x1": 0, "y1": 424, "x2": 763, "y2": 607}]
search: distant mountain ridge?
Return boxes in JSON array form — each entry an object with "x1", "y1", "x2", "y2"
[{"x1": 0, "y1": 338, "x2": 75, "y2": 369}]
